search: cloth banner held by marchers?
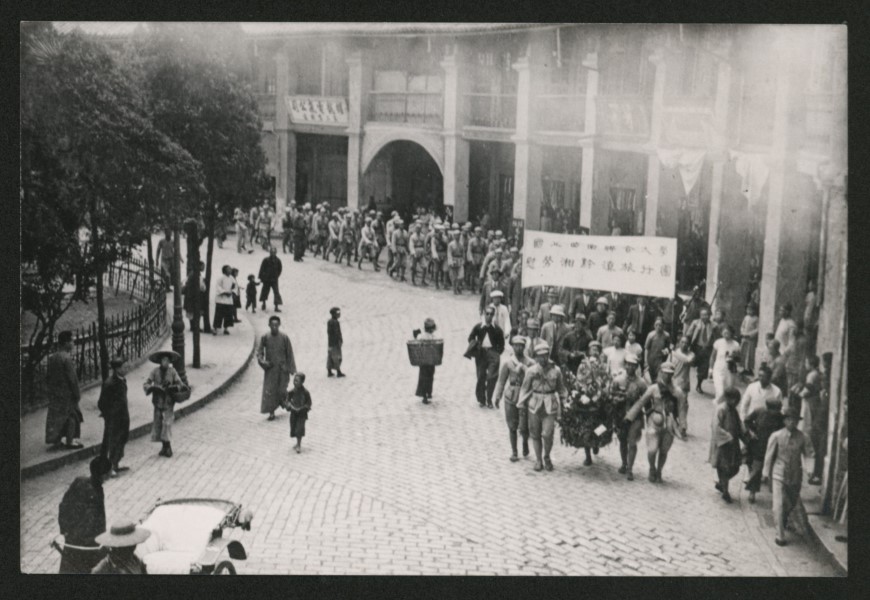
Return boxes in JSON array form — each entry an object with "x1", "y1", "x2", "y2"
[{"x1": 521, "y1": 230, "x2": 677, "y2": 298}]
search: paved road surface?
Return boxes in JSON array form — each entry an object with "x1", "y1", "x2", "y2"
[{"x1": 20, "y1": 239, "x2": 840, "y2": 576}]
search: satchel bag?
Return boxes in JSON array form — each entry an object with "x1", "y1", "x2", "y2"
[{"x1": 463, "y1": 338, "x2": 480, "y2": 360}]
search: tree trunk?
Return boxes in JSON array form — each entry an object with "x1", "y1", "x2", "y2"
[
  {"x1": 146, "y1": 230, "x2": 155, "y2": 293},
  {"x1": 95, "y1": 263, "x2": 109, "y2": 381},
  {"x1": 203, "y1": 210, "x2": 216, "y2": 333}
]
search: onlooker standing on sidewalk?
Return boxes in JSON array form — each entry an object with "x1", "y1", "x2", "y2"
[
  {"x1": 686, "y1": 307, "x2": 715, "y2": 394},
  {"x1": 144, "y1": 350, "x2": 186, "y2": 458},
  {"x1": 767, "y1": 339, "x2": 789, "y2": 398},
  {"x1": 230, "y1": 267, "x2": 242, "y2": 323},
  {"x1": 467, "y1": 306, "x2": 505, "y2": 408},
  {"x1": 182, "y1": 262, "x2": 208, "y2": 332},
  {"x1": 774, "y1": 303, "x2": 797, "y2": 383},
  {"x1": 327, "y1": 307, "x2": 345, "y2": 378},
  {"x1": 744, "y1": 395, "x2": 784, "y2": 503},
  {"x1": 796, "y1": 355, "x2": 825, "y2": 485},
  {"x1": 155, "y1": 229, "x2": 177, "y2": 287},
  {"x1": 245, "y1": 274, "x2": 260, "y2": 313},
  {"x1": 494, "y1": 336, "x2": 533, "y2": 461},
  {"x1": 212, "y1": 265, "x2": 235, "y2": 335},
  {"x1": 258, "y1": 247, "x2": 283, "y2": 313},
  {"x1": 739, "y1": 303, "x2": 759, "y2": 375},
  {"x1": 258, "y1": 316, "x2": 297, "y2": 421},
  {"x1": 283, "y1": 373, "x2": 312, "y2": 454},
  {"x1": 57, "y1": 456, "x2": 111, "y2": 573},
  {"x1": 98, "y1": 357, "x2": 130, "y2": 477},
  {"x1": 45, "y1": 330, "x2": 83, "y2": 450},
  {"x1": 763, "y1": 407, "x2": 814, "y2": 546},
  {"x1": 670, "y1": 335, "x2": 694, "y2": 436},
  {"x1": 710, "y1": 387, "x2": 745, "y2": 503}
]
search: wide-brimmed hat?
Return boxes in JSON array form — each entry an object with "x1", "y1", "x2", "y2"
[
  {"x1": 490, "y1": 290, "x2": 504, "y2": 299},
  {"x1": 533, "y1": 342, "x2": 550, "y2": 355},
  {"x1": 95, "y1": 521, "x2": 151, "y2": 548},
  {"x1": 783, "y1": 407, "x2": 802, "y2": 420},
  {"x1": 550, "y1": 305, "x2": 566, "y2": 318},
  {"x1": 149, "y1": 350, "x2": 180, "y2": 365}
]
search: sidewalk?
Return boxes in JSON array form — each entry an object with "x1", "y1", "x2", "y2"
[{"x1": 21, "y1": 299, "x2": 256, "y2": 479}]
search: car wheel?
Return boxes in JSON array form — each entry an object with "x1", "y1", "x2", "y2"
[{"x1": 213, "y1": 560, "x2": 236, "y2": 575}]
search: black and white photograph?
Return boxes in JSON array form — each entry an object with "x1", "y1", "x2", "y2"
[{"x1": 18, "y1": 21, "x2": 848, "y2": 578}]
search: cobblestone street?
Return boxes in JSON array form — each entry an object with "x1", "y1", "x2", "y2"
[{"x1": 20, "y1": 241, "x2": 841, "y2": 576}]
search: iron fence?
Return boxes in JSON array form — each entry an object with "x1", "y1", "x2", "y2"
[{"x1": 21, "y1": 257, "x2": 168, "y2": 413}]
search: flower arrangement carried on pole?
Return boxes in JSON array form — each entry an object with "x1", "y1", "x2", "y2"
[{"x1": 558, "y1": 357, "x2": 616, "y2": 450}]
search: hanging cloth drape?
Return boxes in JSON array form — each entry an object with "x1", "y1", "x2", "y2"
[
  {"x1": 656, "y1": 148, "x2": 707, "y2": 197},
  {"x1": 729, "y1": 150, "x2": 770, "y2": 208}
]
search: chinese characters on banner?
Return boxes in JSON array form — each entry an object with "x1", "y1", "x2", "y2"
[
  {"x1": 286, "y1": 96, "x2": 349, "y2": 126},
  {"x1": 521, "y1": 230, "x2": 677, "y2": 298}
]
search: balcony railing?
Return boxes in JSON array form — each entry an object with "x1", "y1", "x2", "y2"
[
  {"x1": 534, "y1": 94, "x2": 586, "y2": 133},
  {"x1": 597, "y1": 94, "x2": 651, "y2": 137},
  {"x1": 255, "y1": 94, "x2": 277, "y2": 121},
  {"x1": 368, "y1": 91, "x2": 443, "y2": 127},
  {"x1": 465, "y1": 93, "x2": 517, "y2": 129}
]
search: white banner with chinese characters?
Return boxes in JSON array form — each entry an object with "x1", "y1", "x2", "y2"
[
  {"x1": 286, "y1": 96, "x2": 348, "y2": 126},
  {"x1": 521, "y1": 231, "x2": 677, "y2": 298}
]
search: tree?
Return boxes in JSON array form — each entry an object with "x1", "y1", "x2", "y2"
[
  {"x1": 132, "y1": 24, "x2": 268, "y2": 333},
  {"x1": 21, "y1": 24, "x2": 204, "y2": 382}
]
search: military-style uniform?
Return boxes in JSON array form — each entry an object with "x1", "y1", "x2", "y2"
[
  {"x1": 518, "y1": 358, "x2": 567, "y2": 470},
  {"x1": 494, "y1": 352, "x2": 534, "y2": 458},
  {"x1": 390, "y1": 226, "x2": 409, "y2": 280},
  {"x1": 447, "y1": 237, "x2": 465, "y2": 294},
  {"x1": 611, "y1": 369, "x2": 649, "y2": 475},
  {"x1": 409, "y1": 229, "x2": 428, "y2": 284},
  {"x1": 626, "y1": 381, "x2": 685, "y2": 481}
]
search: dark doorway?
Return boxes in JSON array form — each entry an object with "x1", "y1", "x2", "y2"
[
  {"x1": 469, "y1": 141, "x2": 516, "y2": 231},
  {"x1": 362, "y1": 140, "x2": 443, "y2": 220}
]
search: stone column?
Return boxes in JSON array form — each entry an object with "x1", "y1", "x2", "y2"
[
  {"x1": 512, "y1": 53, "x2": 543, "y2": 230},
  {"x1": 275, "y1": 49, "x2": 295, "y2": 223},
  {"x1": 346, "y1": 51, "x2": 367, "y2": 211},
  {"x1": 441, "y1": 52, "x2": 470, "y2": 221},
  {"x1": 579, "y1": 51, "x2": 598, "y2": 230},
  {"x1": 705, "y1": 58, "x2": 732, "y2": 305},
  {"x1": 644, "y1": 49, "x2": 666, "y2": 236},
  {"x1": 757, "y1": 34, "x2": 793, "y2": 343}
]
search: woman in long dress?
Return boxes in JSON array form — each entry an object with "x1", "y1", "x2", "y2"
[
  {"x1": 414, "y1": 318, "x2": 439, "y2": 404},
  {"x1": 709, "y1": 324, "x2": 740, "y2": 400}
]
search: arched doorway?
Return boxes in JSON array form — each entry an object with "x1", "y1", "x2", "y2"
[{"x1": 361, "y1": 140, "x2": 443, "y2": 220}]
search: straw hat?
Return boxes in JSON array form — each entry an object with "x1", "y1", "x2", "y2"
[
  {"x1": 148, "y1": 350, "x2": 180, "y2": 364},
  {"x1": 550, "y1": 305, "x2": 566, "y2": 318},
  {"x1": 95, "y1": 521, "x2": 151, "y2": 548}
]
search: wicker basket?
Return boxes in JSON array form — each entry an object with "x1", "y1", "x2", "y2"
[
  {"x1": 407, "y1": 339, "x2": 444, "y2": 367},
  {"x1": 170, "y1": 386, "x2": 191, "y2": 403}
]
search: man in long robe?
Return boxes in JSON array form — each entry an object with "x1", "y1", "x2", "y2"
[
  {"x1": 98, "y1": 357, "x2": 130, "y2": 476},
  {"x1": 45, "y1": 330, "x2": 83, "y2": 449},
  {"x1": 259, "y1": 315, "x2": 297, "y2": 420}
]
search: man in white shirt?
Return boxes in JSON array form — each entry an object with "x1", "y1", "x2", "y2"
[
  {"x1": 739, "y1": 365, "x2": 783, "y2": 421},
  {"x1": 489, "y1": 291, "x2": 512, "y2": 340}
]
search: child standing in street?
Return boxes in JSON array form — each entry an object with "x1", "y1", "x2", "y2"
[
  {"x1": 284, "y1": 373, "x2": 312, "y2": 453},
  {"x1": 245, "y1": 275, "x2": 260, "y2": 313}
]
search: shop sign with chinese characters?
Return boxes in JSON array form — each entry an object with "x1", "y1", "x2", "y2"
[
  {"x1": 521, "y1": 230, "x2": 677, "y2": 298},
  {"x1": 286, "y1": 96, "x2": 348, "y2": 126}
]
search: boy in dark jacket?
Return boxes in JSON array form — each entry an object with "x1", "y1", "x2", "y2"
[
  {"x1": 245, "y1": 275, "x2": 260, "y2": 313},
  {"x1": 283, "y1": 373, "x2": 312, "y2": 453}
]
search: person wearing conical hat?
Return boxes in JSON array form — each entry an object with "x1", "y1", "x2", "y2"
[
  {"x1": 624, "y1": 362, "x2": 686, "y2": 483},
  {"x1": 144, "y1": 350, "x2": 187, "y2": 458},
  {"x1": 91, "y1": 521, "x2": 150, "y2": 574},
  {"x1": 517, "y1": 341, "x2": 567, "y2": 472},
  {"x1": 494, "y1": 336, "x2": 534, "y2": 462}
]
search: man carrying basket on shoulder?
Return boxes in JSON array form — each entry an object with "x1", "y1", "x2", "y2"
[{"x1": 411, "y1": 318, "x2": 440, "y2": 404}]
